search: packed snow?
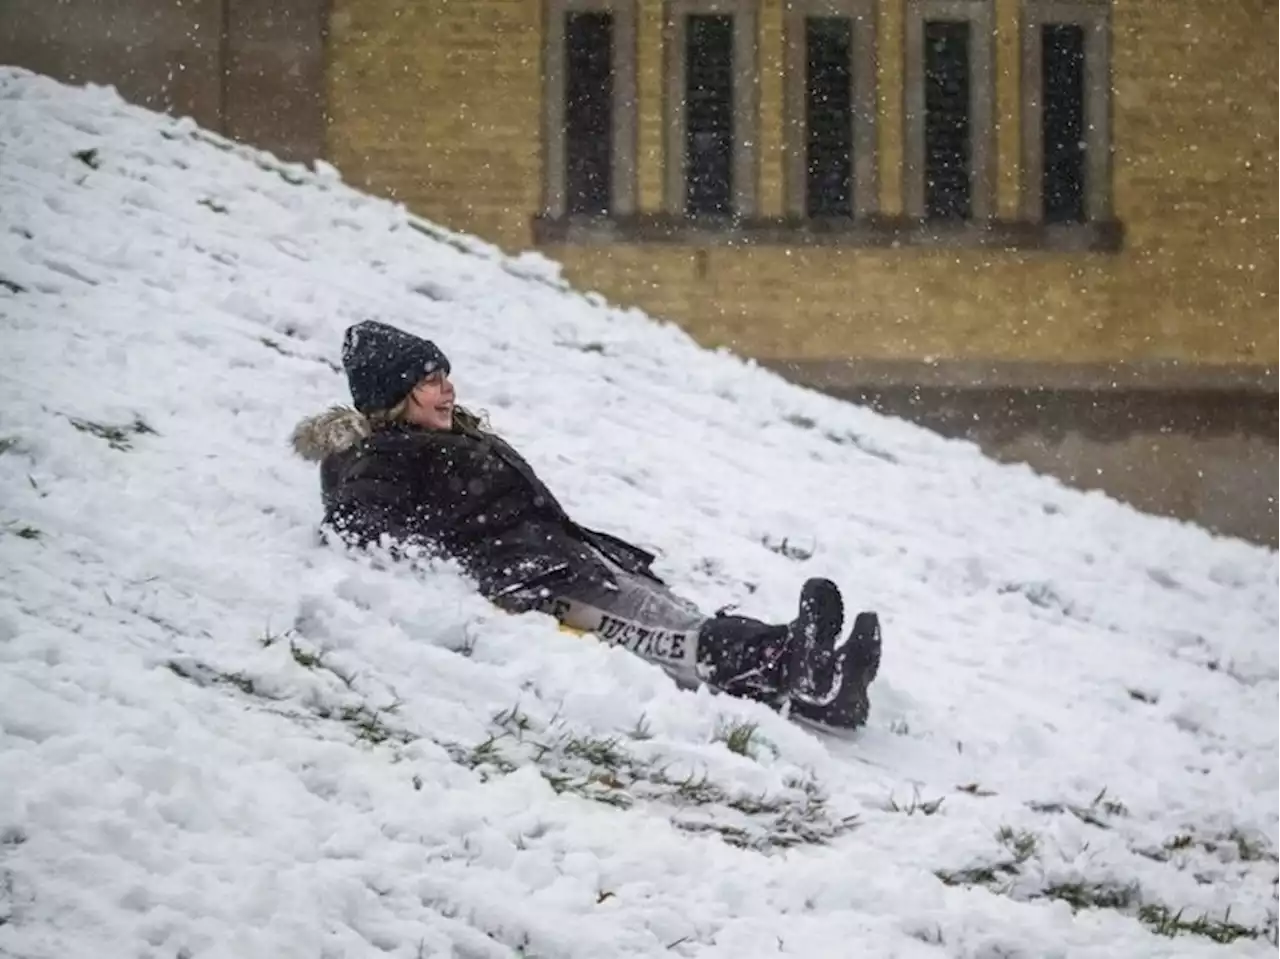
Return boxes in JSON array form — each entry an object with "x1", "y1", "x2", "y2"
[{"x1": 0, "y1": 67, "x2": 1276, "y2": 959}]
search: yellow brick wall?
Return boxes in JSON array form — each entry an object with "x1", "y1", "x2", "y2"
[{"x1": 327, "y1": 0, "x2": 1278, "y2": 370}]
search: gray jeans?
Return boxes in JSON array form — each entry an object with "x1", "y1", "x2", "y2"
[{"x1": 544, "y1": 563, "x2": 709, "y2": 687}]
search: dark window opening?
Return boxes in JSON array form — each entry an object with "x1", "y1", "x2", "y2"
[
  {"x1": 685, "y1": 14, "x2": 734, "y2": 216},
  {"x1": 564, "y1": 12, "x2": 614, "y2": 215},
  {"x1": 923, "y1": 20, "x2": 971, "y2": 220},
  {"x1": 805, "y1": 17, "x2": 854, "y2": 218},
  {"x1": 1042, "y1": 23, "x2": 1086, "y2": 223}
]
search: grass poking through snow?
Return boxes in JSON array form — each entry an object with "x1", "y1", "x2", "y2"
[
  {"x1": 67, "y1": 415, "x2": 156, "y2": 451},
  {"x1": 936, "y1": 818, "x2": 1278, "y2": 946}
]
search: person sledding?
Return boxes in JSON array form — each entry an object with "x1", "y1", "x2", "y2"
[{"x1": 291, "y1": 321, "x2": 882, "y2": 730}]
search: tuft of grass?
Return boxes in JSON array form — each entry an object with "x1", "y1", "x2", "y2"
[
  {"x1": 0, "y1": 437, "x2": 18, "y2": 455},
  {"x1": 996, "y1": 825, "x2": 1039, "y2": 864},
  {"x1": 937, "y1": 821, "x2": 1274, "y2": 946},
  {"x1": 887, "y1": 787, "x2": 945, "y2": 816},
  {"x1": 889, "y1": 718, "x2": 911, "y2": 736},
  {"x1": 1227, "y1": 827, "x2": 1276, "y2": 863},
  {"x1": 1029, "y1": 787, "x2": 1127, "y2": 828},
  {"x1": 492, "y1": 704, "x2": 534, "y2": 740},
  {"x1": 658, "y1": 769, "x2": 723, "y2": 807},
  {"x1": 628, "y1": 714, "x2": 654, "y2": 741},
  {"x1": 259, "y1": 626, "x2": 294, "y2": 648},
  {"x1": 0, "y1": 278, "x2": 25, "y2": 295},
  {"x1": 197, "y1": 197, "x2": 228, "y2": 214},
  {"x1": 761, "y1": 535, "x2": 814, "y2": 562},
  {"x1": 285, "y1": 639, "x2": 354, "y2": 688},
  {"x1": 442, "y1": 712, "x2": 855, "y2": 852},
  {"x1": 956, "y1": 782, "x2": 997, "y2": 797},
  {"x1": 937, "y1": 823, "x2": 1043, "y2": 891},
  {"x1": 1042, "y1": 881, "x2": 1139, "y2": 912},
  {"x1": 715, "y1": 719, "x2": 761, "y2": 758},
  {"x1": 1093, "y1": 787, "x2": 1129, "y2": 818},
  {"x1": 562, "y1": 734, "x2": 626, "y2": 768},
  {"x1": 289, "y1": 640, "x2": 325, "y2": 670},
  {"x1": 1127, "y1": 687, "x2": 1158, "y2": 704},
  {"x1": 1138, "y1": 904, "x2": 1265, "y2": 944},
  {"x1": 908, "y1": 925, "x2": 946, "y2": 946},
  {"x1": 725, "y1": 792, "x2": 788, "y2": 816},
  {"x1": 1165, "y1": 833, "x2": 1194, "y2": 853},
  {"x1": 338, "y1": 703, "x2": 415, "y2": 746},
  {"x1": 67, "y1": 415, "x2": 156, "y2": 452},
  {"x1": 165, "y1": 659, "x2": 258, "y2": 697},
  {"x1": 465, "y1": 735, "x2": 518, "y2": 775},
  {"x1": 936, "y1": 862, "x2": 1018, "y2": 887},
  {"x1": 73, "y1": 147, "x2": 100, "y2": 169},
  {"x1": 1156, "y1": 826, "x2": 1280, "y2": 863}
]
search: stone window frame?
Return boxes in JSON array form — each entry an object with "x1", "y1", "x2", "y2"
[
  {"x1": 1019, "y1": 0, "x2": 1113, "y2": 223},
  {"x1": 781, "y1": 0, "x2": 880, "y2": 219},
  {"x1": 902, "y1": 0, "x2": 996, "y2": 221},
  {"x1": 541, "y1": 0, "x2": 639, "y2": 218},
  {"x1": 661, "y1": 0, "x2": 760, "y2": 218}
]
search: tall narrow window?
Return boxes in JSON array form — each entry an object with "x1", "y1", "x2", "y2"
[
  {"x1": 805, "y1": 18, "x2": 853, "y2": 217},
  {"x1": 541, "y1": 0, "x2": 637, "y2": 220},
  {"x1": 663, "y1": 1, "x2": 758, "y2": 219},
  {"x1": 1021, "y1": 1, "x2": 1111, "y2": 227},
  {"x1": 783, "y1": 0, "x2": 877, "y2": 220},
  {"x1": 904, "y1": 0, "x2": 993, "y2": 222},
  {"x1": 685, "y1": 15, "x2": 735, "y2": 215},
  {"x1": 923, "y1": 20, "x2": 971, "y2": 219},
  {"x1": 564, "y1": 12, "x2": 614, "y2": 215},
  {"x1": 1041, "y1": 24, "x2": 1085, "y2": 222}
]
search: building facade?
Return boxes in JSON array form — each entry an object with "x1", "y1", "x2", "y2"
[
  {"x1": 3, "y1": 0, "x2": 1276, "y2": 543},
  {"x1": 0, "y1": 0, "x2": 328, "y2": 165}
]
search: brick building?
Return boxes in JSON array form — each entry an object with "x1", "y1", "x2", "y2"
[{"x1": 3, "y1": 0, "x2": 1276, "y2": 543}]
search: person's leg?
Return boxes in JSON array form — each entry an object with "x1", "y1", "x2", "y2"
[
  {"x1": 542, "y1": 570, "x2": 845, "y2": 705},
  {"x1": 541, "y1": 570, "x2": 709, "y2": 687},
  {"x1": 692, "y1": 613, "x2": 792, "y2": 701},
  {"x1": 540, "y1": 567, "x2": 882, "y2": 728}
]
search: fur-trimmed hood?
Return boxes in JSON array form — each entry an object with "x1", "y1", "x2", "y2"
[{"x1": 290, "y1": 406, "x2": 372, "y2": 462}]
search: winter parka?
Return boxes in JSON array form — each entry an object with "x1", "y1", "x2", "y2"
[{"x1": 291, "y1": 407, "x2": 664, "y2": 610}]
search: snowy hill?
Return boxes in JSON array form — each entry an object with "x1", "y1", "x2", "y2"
[{"x1": 0, "y1": 67, "x2": 1276, "y2": 959}]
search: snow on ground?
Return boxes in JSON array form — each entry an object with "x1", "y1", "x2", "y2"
[{"x1": 0, "y1": 67, "x2": 1275, "y2": 959}]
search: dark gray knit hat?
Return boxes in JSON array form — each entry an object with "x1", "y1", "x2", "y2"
[{"x1": 341, "y1": 321, "x2": 451, "y2": 414}]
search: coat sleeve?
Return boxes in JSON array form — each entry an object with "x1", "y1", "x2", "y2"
[
  {"x1": 483, "y1": 435, "x2": 666, "y2": 584},
  {"x1": 324, "y1": 475, "x2": 439, "y2": 560},
  {"x1": 575, "y1": 525, "x2": 665, "y2": 584},
  {"x1": 321, "y1": 440, "x2": 448, "y2": 559}
]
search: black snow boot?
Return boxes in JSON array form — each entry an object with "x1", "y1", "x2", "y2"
[
  {"x1": 791, "y1": 611, "x2": 882, "y2": 730},
  {"x1": 694, "y1": 579, "x2": 847, "y2": 707},
  {"x1": 785, "y1": 578, "x2": 845, "y2": 700}
]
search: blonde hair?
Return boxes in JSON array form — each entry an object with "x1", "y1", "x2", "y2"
[
  {"x1": 366, "y1": 395, "x2": 411, "y2": 429},
  {"x1": 367, "y1": 396, "x2": 491, "y2": 437}
]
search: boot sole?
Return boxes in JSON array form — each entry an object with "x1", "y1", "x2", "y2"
[
  {"x1": 785, "y1": 578, "x2": 844, "y2": 697},
  {"x1": 791, "y1": 612, "x2": 881, "y2": 729}
]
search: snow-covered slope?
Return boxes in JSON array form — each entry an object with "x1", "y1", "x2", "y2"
[{"x1": 0, "y1": 68, "x2": 1275, "y2": 959}]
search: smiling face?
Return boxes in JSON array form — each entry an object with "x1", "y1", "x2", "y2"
[{"x1": 403, "y1": 370, "x2": 456, "y2": 431}]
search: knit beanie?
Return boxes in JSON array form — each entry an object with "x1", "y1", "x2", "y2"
[{"x1": 341, "y1": 321, "x2": 451, "y2": 414}]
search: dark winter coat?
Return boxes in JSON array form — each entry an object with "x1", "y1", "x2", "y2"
[{"x1": 291, "y1": 407, "x2": 663, "y2": 610}]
